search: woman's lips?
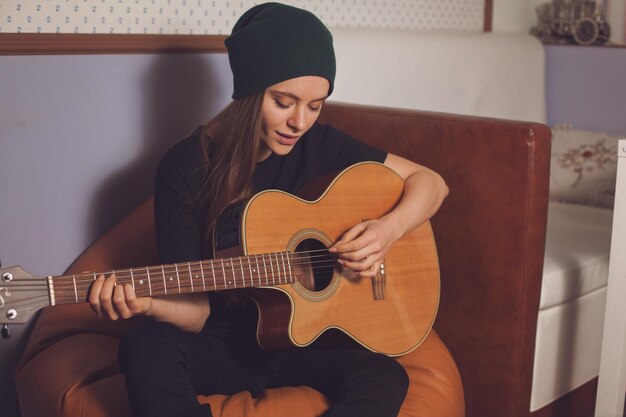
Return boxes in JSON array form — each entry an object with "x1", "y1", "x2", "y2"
[{"x1": 276, "y1": 131, "x2": 299, "y2": 145}]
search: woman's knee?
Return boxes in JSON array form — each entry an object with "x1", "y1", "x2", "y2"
[
  {"x1": 358, "y1": 355, "x2": 409, "y2": 415},
  {"x1": 380, "y1": 356, "x2": 409, "y2": 398}
]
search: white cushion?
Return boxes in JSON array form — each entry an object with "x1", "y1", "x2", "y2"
[
  {"x1": 531, "y1": 287, "x2": 607, "y2": 411},
  {"x1": 541, "y1": 202, "x2": 613, "y2": 309}
]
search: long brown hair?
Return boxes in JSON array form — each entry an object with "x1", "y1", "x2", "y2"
[{"x1": 197, "y1": 91, "x2": 265, "y2": 244}]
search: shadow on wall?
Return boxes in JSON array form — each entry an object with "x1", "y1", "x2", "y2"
[{"x1": 87, "y1": 54, "x2": 226, "y2": 248}]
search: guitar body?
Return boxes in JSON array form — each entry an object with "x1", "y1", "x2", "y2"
[{"x1": 231, "y1": 162, "x2": 440, "y2": 357}]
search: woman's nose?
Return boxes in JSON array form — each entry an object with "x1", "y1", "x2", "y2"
[{"x1": 287, "y1": 107, "x2": 307, "y2": 131}]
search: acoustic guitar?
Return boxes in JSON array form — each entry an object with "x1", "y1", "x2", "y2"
[{"x1": 0, "y1": 162, "x2": 439, "y2": 357}]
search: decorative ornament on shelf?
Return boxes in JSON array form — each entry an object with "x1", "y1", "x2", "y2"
[{"x1": 531, "y1": 0, "x2": 611, "y2": 46}]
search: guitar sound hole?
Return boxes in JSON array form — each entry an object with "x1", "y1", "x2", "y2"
[{"x1": 293, "y1": 239, "x2": 336, "y2": 292}]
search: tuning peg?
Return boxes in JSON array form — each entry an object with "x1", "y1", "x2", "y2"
[{"x1": 1, "y1": 324, "x2": 9, "y2": 339}]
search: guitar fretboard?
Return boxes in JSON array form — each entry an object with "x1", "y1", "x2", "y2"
[{"x1": 49, "y1": 251, "x2": 296, "y2": 305}]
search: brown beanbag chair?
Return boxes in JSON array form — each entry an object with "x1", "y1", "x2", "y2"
[{"x1": 16, "y1": 304, "x2": 463, "y2": 417}]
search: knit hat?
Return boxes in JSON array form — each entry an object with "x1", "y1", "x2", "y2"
[{"x1": 225, "y1": 2, "x2": 336, "y2": 99}]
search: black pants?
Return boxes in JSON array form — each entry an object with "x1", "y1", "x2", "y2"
[{"x1": 118, "y1": 320, "x2": 409, "y2": 417}]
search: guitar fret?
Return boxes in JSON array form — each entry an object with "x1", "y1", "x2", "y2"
[
  {"x1": 275, "y1": 253, "x2": 281, "y2": 283},
  {"x1": 72, "y1": 274, "x2": 78, "y2": 302},
  {"x1": 286, "y1": 252, "x2": 293, "y2": 282},
  {"x1": 254, "y1": 254, "x2": 261, "y2": 285},
  {"x1": 210, "y1": 261, "x2": 217, "y2": 290},
  {"x1": 220, "y1": 259, "x2": 227, "y2": 289},
  {"x1": 277, "y1": 253, "x2": 282, "y2": 283},
  {"x1": 175, "y1": 264, "x2": 181, "y2": 293},
  {"x1": 130, "y1": 268, "x2": 136, "y2": 290},
  {"x1": 262, "y1": 254, "x2": 269, "y2": 285},
  {"x1": 48, "y1": 276, "x2": 56, "y2": 306},
  {"x1": 279, "y1": 252, "x2": 286, "y2": 283},
  {"x1": 161, "y1": 265, "x2": 167, "y2": 294},
  {"x1": 240, "y1": 258, "x2": 246, "y2": 288},
  {"x1": 187, "y1": 262, "x2": 194, "y2": 292},
  {"x1": 198, "y1": 261, "x2": 206, "y2": 292},
  {"x1": 229, "y1": 259, "x2": 236, "y2": 288},
  {"x1": 247, "y1": 257, "x2": 253, "y2": 288},
  {"x1": 146, "y1": 267, "x2": 152, "y2": 296}
]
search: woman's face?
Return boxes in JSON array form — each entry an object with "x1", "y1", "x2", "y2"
[{"x1": 258, "y1": 75, "x2": 330, "y2": 161}]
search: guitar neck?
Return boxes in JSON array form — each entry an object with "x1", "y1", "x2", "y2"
[{"x1": 49, "y1": 251, "x2": 297, "y2": 305}]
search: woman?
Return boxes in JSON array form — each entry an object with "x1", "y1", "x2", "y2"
[{"x1": 88, "y1": 3, "x2": 448, "y2": 417}]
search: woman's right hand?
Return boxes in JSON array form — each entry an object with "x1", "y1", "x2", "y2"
[{"x1": 88, "y1": 273, "x2": 152, "y2": 320}]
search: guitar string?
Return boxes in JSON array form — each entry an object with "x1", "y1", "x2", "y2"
[
  {"x1": 27, "y1": 254, "x2": 341, "y2": 288},
  {"x1": 7, "y1": 266, "x2": 336, "y2": 287},
  {"x1": 33, "y1": 247, "x2": 335, "y2": 285},
  {"x1": 6, "y1": 264, "x2": 337, "y2": 291},
  {"x1": 25, "y1": 256, "x2": 337, "y2": 285},
  {"x1": 6, "y1": 265, "x2": 330, "y2": 291},
  {"x1": 5, "y1": 251, "x2": 336, "y2": 284},
  {"x1": 10, "y1": 266, "x2": 334, "y2": 292},
  {"x1": 5, "y1": 260, "x2": 342, "y2": 292}
]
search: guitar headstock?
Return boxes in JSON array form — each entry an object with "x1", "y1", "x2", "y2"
[{"x1": 0, "y1": 265, "x2": 50, "y2": 327}]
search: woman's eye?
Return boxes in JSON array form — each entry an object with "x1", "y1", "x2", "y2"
[
  {"x1": 309, "y1": 105, "x2": 321, "y2": 112},
  {"x1": 274, "y1": 99, "x2": 291, "y2": 109}
]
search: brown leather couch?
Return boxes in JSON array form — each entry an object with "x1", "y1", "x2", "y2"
[{"x1": 15, "y1": 102, "x2": 551, "y2": 417}]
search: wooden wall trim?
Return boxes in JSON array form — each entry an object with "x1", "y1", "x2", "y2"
[
  {"x1": 0, "y1": 33, "x2": 228, "y2": 55},
  {"x1": 483, "y1": 0, "x2": 493, "y2": 32}
]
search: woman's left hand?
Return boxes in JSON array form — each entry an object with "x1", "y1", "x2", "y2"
[{"x1": 329, "y1": 218, "x2": 401, "y2": 277}]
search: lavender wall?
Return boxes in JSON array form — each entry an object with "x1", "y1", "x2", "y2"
[
  {"x1": 546, "y1": 44, "x2": 626, "y2": 136},
  {"x1": 0, "y1": 52, "x2": 233, "y2": 417}
]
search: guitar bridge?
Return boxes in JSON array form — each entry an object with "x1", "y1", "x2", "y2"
[{"x1": 371, "y1": 262, "x2": 386, "y2": 300}]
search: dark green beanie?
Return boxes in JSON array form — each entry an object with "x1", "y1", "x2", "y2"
[{"x1": 225, "y1": 2, "x2": 336, "y2": 99}]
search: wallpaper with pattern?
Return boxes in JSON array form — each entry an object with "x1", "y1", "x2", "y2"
[{"x1": 0, "y1": 0, "x2": 485, "y2": 34}]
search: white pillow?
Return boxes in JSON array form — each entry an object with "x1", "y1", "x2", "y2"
[{"x1": 550, "y1": 126, "x2": 619, "y2": 209}]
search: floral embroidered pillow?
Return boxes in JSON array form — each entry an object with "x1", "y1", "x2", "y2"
[{"x1": 550, "y1": 126, "x2": 619, "y2": 209}]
